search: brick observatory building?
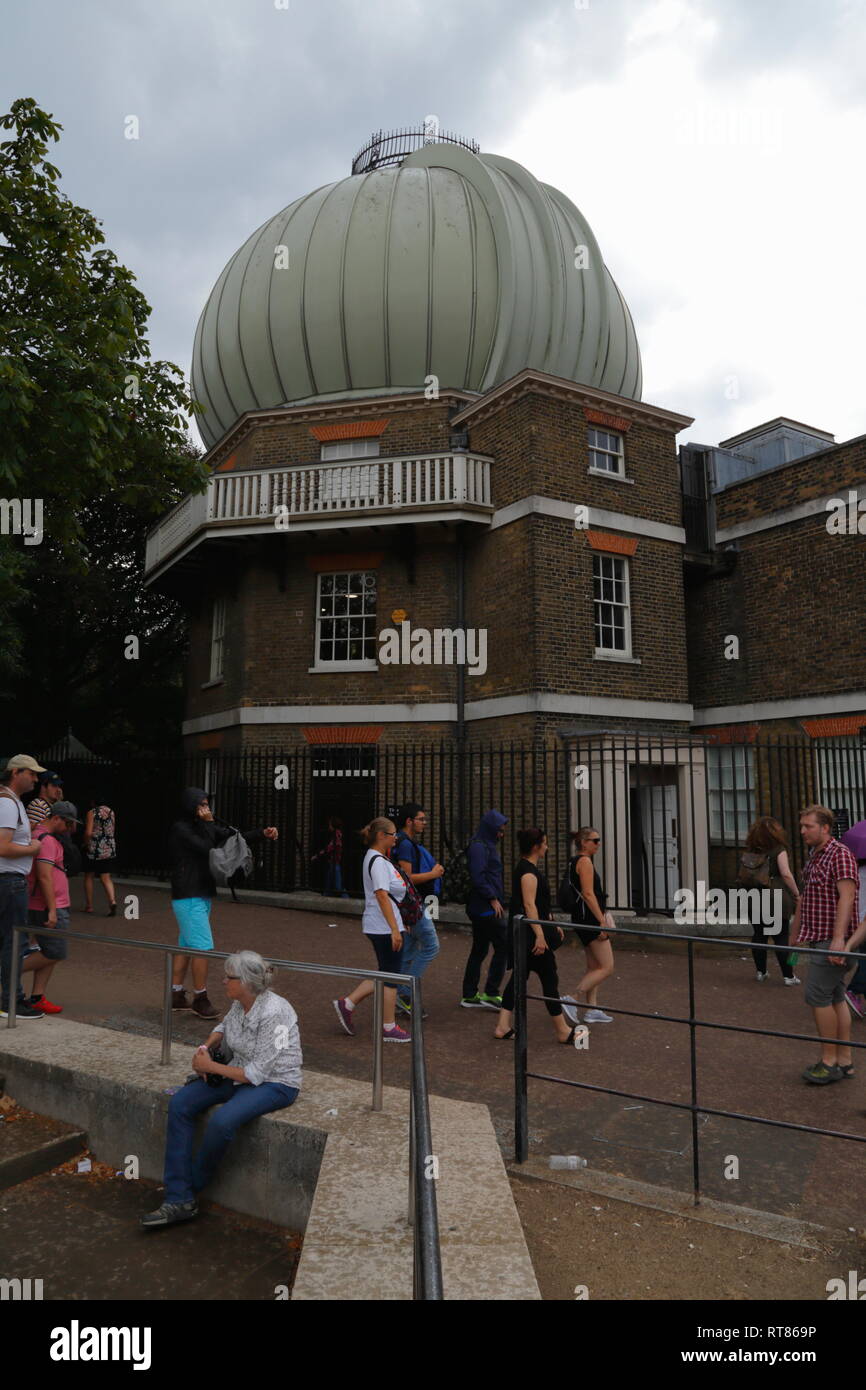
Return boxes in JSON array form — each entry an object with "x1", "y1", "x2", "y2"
[{"x1": 145, "y1": 127, "x2": 865, "y2": 904}]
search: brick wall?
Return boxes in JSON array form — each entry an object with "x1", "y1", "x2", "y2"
[{"x1": 687, "y1": 436, "x2": 866, "y2": 710}]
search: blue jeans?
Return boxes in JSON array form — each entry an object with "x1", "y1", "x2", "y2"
[
  {"x1": 163, "y1": 1077, "x2": 298, "y2": 1204},
  {"x1": 324, "y1": 863, "x2": 345, "y2": 896},
  {"x1": 398, "y1": 910, "x2": 439, "y2": 1002},
  {"x1": 0, "y1": 874, "x2": 28, "y2": 1010}
]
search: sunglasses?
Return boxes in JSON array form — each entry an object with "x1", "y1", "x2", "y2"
[
  {"x1": 224, "y1": 974, "x2": 240, "y2": 981},
  {"x1": 587, "y1": 836, "x2": 601, "y2": 843}
]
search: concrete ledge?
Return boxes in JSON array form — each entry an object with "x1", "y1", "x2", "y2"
[
  {"x1": 0, "y1": 1018, "x2": 540, "y2": 1300},
  {"x1": 512, "y1": 1157, "x2": 836, "y2": 1249}
]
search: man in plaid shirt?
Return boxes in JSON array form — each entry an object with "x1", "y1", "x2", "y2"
[{"x1": 793, "y1": 805, "x2": 860, "y2": 1084}]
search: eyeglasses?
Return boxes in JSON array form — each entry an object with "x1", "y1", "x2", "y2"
[{"x1": 224, "y1": 974, "x2": 240, "y2": 981}]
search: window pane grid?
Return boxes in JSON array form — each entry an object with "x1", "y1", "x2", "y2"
[
  {"x1": 316, "y1": 570, "x2": 377, "y2": 663},
  {"x1": 593, "y1": 554, "x2": 630, "y2": 654},
  {"x1": 588, "y1": 427, "x2": 624, "y2": 475}
]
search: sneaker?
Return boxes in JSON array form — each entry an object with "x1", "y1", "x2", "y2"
[
  {"x1": 583, "y1": 1008, "x2": 613, "y2": 1024},
  {"x1": 560, "y1": 995, "x2": 581, "y2": 1025},
  {"x1": 0, "y1": 1000, "x2": 44, "y2": 1020},
  {"x1": 171, "y1": 990, "x2": 190, "y2": 1010},
  {"x1": 383, "y1": 1024, "x2": 411, "y2": 1043},
  {"x1": 802, "y1": 1061, "x2": 844, "y2": 1085},
  {"x1": 846, "y1": 989, "x2": 865, "y2": 1017},
  {"x1": 333, "y1": 997, "x2": 355, "y2": 1036},
  {"x1": 479, "y1": 993, "x2": 503, "y2": 1010},
  {"x1": 783, "y1": 975, "x2": 802, "y2": 987},
  {"x1": 30, "y1": 994, "x2": 62, "y2": 1014},
  {"x1": 755, "y1": 971, "x2": 769, "y2": 982},
  {"x1": 140, "y1": 1200, "x2": 198, "y2": 1229},
  {"x1": 397, "y1": 997, "x2": 429, "y2": 1020},
  {"x1": 190, "y1": 993, "x2": 218, "y2": 1020},
  {"x1": 460, "y1": 994, "x2": 486, "y2": 1008}
]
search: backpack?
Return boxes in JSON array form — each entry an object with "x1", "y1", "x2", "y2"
[
  {"x1": 557, "y1": 859, "x2": 581, "y2": 914},
  {"x1": 210, "y1": 828, "x2": 253, "y2": 893},
  {"x1": 39, "y1": 831, "x2": 82, "y2": 879},
  {"x1": 369, "y1": 852, "x2": 424, "y2": 928},
  {"x1": 737, "y1": 852, "x2": 772, "y2": 889},
  {"x1": 441, "y1": 841, "x2": 477, "y2": 905}
]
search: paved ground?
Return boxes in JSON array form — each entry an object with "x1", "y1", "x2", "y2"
[
  {"x1": 511, "y1": 1174, "x2": 865, "y2": 1302},
  {"x1": 0, "y1": 1146, "x2": 301, "y2": 1301},
  {"x1": 12, "y1": 885, "x2": 866, "y2": 1235}
]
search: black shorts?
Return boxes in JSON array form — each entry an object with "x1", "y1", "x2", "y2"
[
  {"x1": 84, "y1": 857, "x2": 116, "y2": 874},
  {"x1": 367, "y1": 932, "x2": 405, "y2": 978},
  {"x1": 572, "y1": 921, "x2": 606, "y2": 949}
]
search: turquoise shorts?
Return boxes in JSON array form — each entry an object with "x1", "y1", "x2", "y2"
[{"x1": 172, "y1": 898, "x2": 214, "y2": 951}]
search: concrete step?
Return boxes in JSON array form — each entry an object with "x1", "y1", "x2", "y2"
[{"x1": 0, "y1": 1100, "x2": 86, "y2": 1189}]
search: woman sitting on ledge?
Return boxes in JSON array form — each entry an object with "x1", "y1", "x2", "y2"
[{"x1": 142, "y1": 950, "x2": 302, "y2": 1229}]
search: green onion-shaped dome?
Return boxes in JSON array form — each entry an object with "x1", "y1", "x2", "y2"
[{"x1": 192, "y1": 140, "x2": 642, "y2": 449}]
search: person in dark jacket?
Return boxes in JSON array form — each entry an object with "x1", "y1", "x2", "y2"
[
  {"x1": 460, "y1": 809, "x2": 508, "y2": 1009},
  {"x1": 169, "y1": 788, "x2": 278, "y2": 1019}
]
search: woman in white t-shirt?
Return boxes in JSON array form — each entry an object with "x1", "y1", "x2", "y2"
[{"x1": 332, "y1": 818, "x2": 410, "y2": 1043}]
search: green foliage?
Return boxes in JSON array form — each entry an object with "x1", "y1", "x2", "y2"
[{"x1": 0, "y1": 98, "x2": 209, "y2": 747}]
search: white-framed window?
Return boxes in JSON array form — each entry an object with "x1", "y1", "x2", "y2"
[
  {"x1": 593, "y1": 554, "x2": 631, "y2": 656},
  {"x1": 816, "y1": 737, "x2": 866, "y2": 825},
  {"x1": 320, "y1": 440, "x2": 380, "y2": 461},
  {"x1": 588, "y1": 427, "x2": 625, "y2": 475},
  {"x1": 707, "y1": 746, "x2": 756, "y2": 843},
  {"x1": 315, "y1": 571, "x2": 377, "y2": 666},
  {"x1": 210, "y1": 597, "x2": 226, "y2": 681}
]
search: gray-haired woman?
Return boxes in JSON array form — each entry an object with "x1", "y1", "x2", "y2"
[{"x1": 142, "y1": 950, "x2": 302, "y2": 1228}]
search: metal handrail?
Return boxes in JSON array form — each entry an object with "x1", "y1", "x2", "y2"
[
  {"x1": 512, "y1": 914, "x2": 866, "y2": 1201},
  {"x1": 5, "y1": 923, "x2": 443, "y2": 1299}
]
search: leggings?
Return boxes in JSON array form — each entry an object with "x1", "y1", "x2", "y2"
[
  {"x1": 751, "y1": 917, "x2": 793, "y2": 978},
  {"x1": 501, "y1": 948, "x2": 562, "y2": 1017}
]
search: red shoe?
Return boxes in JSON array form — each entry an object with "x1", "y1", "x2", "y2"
[{"x1": 30, "y1": 995, "x2": 63, "y2": 1014}]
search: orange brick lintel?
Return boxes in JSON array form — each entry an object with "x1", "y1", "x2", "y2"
[
  {"x1": 310, "y1": 420, "x2": 390, "y2": 442},
  {"x1": 305, "y1": 553, "x2": 383, "y2": 573},
  {"x1": 801, "y1": 716, "x2": 866, "y2": 738},
  {"x1": 584, "y1": 407, "x2": 632, "y2": 433},
  {"x1": 585, "y1": 531, "x2": 638, "y2": 556},
  {"x1": 302, "y1": 726, "x2": 383, "y2": 745}
]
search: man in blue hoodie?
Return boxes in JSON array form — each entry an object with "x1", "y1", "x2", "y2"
[{"x1": 460, "y1": 809, "x2": 508, "y2": 1009}]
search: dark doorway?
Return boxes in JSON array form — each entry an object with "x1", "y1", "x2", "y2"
[{"x1": 310, "y1": 746, "x2": 377, "y2": 895}]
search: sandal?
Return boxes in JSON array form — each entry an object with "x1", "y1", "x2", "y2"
[
  {"x1": 840, "y1": 1064, "x2": 855, "y2": 1078},
  {"x1": 559, "y1": 1026, "x2": 578, "y2": 1045},
  {"x1": 494, "y1": 1029, "x2": 515, "y2": 1040}
]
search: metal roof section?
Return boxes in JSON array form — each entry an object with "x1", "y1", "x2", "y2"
[{"x1": 191, "y1": 136, "x2": 644, "y2": 449}]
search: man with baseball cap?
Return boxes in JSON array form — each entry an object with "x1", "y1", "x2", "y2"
[
  {"x1": 21, "y1": 801, "x2": 81, "y2": 1014},
  {"x1": 27, "y1": 771, "x2": 64, "y2": 829},
  {"x1": 0, "y1": 756, "x2": 47, "y2": 1020}
]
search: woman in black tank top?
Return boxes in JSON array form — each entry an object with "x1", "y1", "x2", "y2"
[
  {"x1": 563, "y1": 827, "x2": 615, "y2": 1025},
  {"x1": 494, "y1": 828, "x2": 579, "y2": 1045}
]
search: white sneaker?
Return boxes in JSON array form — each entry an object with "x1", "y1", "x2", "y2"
[
  {"x1": 583, "y1": 1008, "x2": 613, "y2": 1024},
  {"x1": 783, "y1": 975, "x2": 802, "y2": 986},
  {"x1": 560, "y1": 995, "x2": 581, "y2": 1025},
  {"x1": 755, "y1": 971, "x2": 769, "y2": 982}
]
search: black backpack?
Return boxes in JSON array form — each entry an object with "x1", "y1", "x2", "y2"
[{"x1": 43, "y1": 831, "x2": 83, "y2": 879}]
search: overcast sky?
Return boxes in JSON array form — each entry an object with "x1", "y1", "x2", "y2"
[{"x1": 4, "y1": 0, "x2": 865, "y2": 450}]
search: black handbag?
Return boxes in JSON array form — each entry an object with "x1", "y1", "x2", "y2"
[{"x1": 204, "y1": 1041, "x2": 232, "y2": 1088}]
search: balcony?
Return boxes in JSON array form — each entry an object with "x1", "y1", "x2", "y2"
[{"x1": 144, "y1": 453, "x2": 493, "y2": 581}]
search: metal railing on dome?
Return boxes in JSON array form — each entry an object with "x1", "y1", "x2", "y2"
[
  {"x1": 351, "y1": 126, "x2": 480, "y2": 175},
  {"x1": 6, "y1": 924, "x2": 443, "y2": 1301}
]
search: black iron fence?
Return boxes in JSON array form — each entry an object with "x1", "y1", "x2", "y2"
[
  {"x1": 512, "y1": 914, "x2": 866, "y2": 1204},
  {"x1": 34, "y1": 734, "x2": 866, "y2": 907}
]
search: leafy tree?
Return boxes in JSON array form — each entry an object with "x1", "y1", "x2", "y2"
[{"x1": 0, "y1": 97, "x2": 208, "y2": 749}]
